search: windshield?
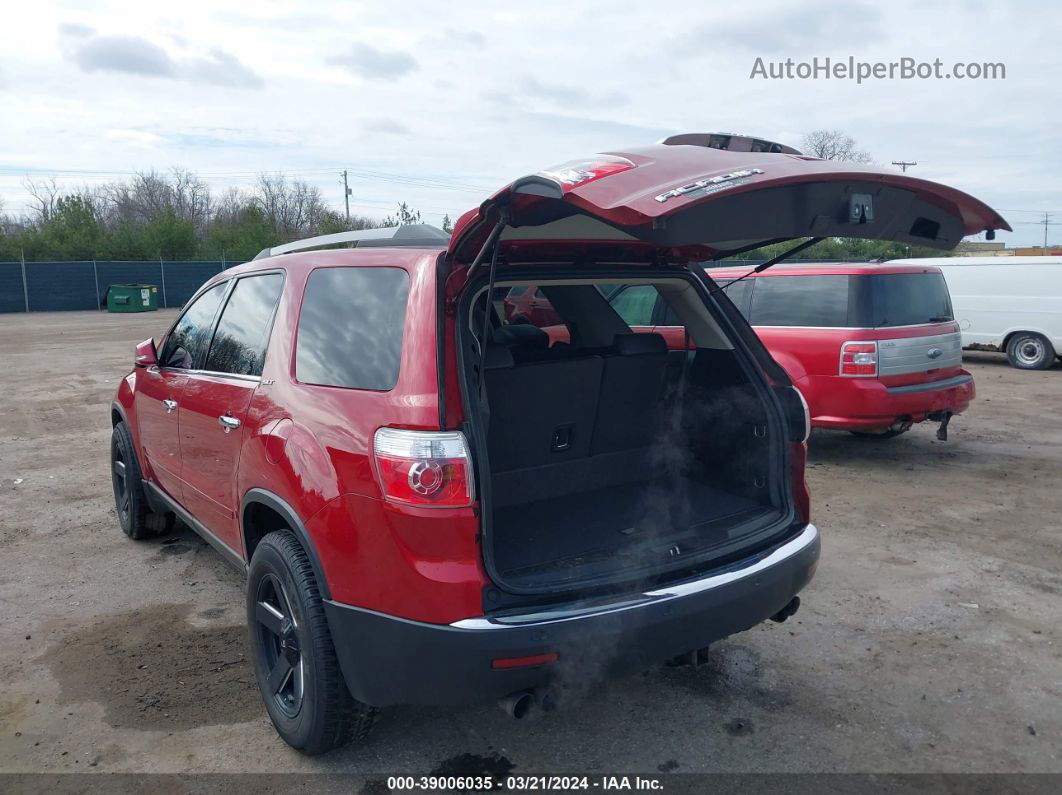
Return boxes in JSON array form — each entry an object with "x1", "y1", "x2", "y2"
[{"x1": 859, "y1": 272, "x2": 954, "y2": 328}]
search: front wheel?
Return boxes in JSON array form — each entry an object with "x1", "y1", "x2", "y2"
[
  {"x1": 1006, "y1": 332, "x2": 1056, "y2": 370},
  {"x1": 111, "y1": 422, "x2": 161, "y2": 539},
  {"x1": 247, "y1": 531, "x2": 377, "y2": 755}
]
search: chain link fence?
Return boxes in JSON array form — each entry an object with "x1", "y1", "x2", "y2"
[{"x1": 0, "y1": 260, "x2": 241, "y2": 312}]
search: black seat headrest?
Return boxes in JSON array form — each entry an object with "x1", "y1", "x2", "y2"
[
  {"x1": 484, "y1": 343, "x2": 515, "y2": 369},
  {"x1": 614, "y1": 332, "x2": 667, "y2": 356},
  {"x1": 494, "y1": 324, "x2": 549, "y2": 350}
]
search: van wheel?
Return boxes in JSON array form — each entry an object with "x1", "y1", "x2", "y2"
[
  {"x1": 849, "y1": 428, "x2": 908, "y2": 439},
  {"x1": 1006, "y1": 333, "x2": 1055, "y2": 370},
  {"x1": 110, "y1": 422, "x2": 161, "y2": 539},
  {"x1": 247, "y1": 531, "x2": 377, "y2": 755}
]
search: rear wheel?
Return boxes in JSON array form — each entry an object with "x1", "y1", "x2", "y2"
[
  {"x1": 111, "y1": 422, "x2": 162, "y2": 539},
  {"x1": 1006, "y1": 332, "x2": 1055, "y2": 370},
  {"x1": 247, "y1": 531, "x2": 377, "y2": 755}
]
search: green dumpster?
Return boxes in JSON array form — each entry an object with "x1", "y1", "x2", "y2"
[{"x1": 107, "y1": 284, "x2": 159, "y2": 313}]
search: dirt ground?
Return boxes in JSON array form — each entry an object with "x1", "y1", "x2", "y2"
[{"x1": 0, "y1": 309, "x2": 1059, "y2": 777}]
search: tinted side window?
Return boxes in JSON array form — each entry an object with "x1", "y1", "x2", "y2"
[
  {"x1": 162, "y1": 283, "x2": 227, "y2": 368},
  {"x1": 749, "y1": 275, "x2": 850, "y2": 327},
  {"x1": 609, "y1": 285, "x2": 658, "y2": 326},
  {"x1": 205, "y1": 274, "x2": 284, "y2": 376},
  {"x1": 296, "y1": 267, "x2": 409, "y2": 390}
]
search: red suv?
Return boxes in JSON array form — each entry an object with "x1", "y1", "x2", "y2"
[
  {"x1": 606, "y1": 263, "x2": 975, "y2": 439},
  {"x1": 110, "y1": 136, "x2": 1006, "y2": 753}
]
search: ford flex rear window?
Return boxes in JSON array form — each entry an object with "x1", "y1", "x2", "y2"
[
  {"x1": 860, "y1": 272, "x2": 954, "y2": 328},
  {"x1": 296, "y1": 266, "x2": 409, "y2": 390}
]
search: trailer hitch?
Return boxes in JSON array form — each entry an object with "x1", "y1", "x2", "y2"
[{"x1": 930, "y1": 410, "x2": 953, "y2": 441}]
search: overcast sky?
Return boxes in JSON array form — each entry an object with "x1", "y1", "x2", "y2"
[{"x1": 1, "y1": 0, "x2": 1059, "y2": 245}]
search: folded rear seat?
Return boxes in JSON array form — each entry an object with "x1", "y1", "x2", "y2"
[
  {"x1": 591, "y1": 333, "x2": 668, "y2": 455},
  {"x1": 484, "y1": 345, "x2": 603, "y2": 473}
]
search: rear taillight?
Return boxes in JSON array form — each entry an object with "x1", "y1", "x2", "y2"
[
  {"x1": 372, "y1": 428, "x2": 474, "y2": 507},
  {"x1": 839, "y1": 341, "x2": 878, "y2": 377},
  {"x1": 537, "y1": 155, "x2": 635, "y2": 192}
]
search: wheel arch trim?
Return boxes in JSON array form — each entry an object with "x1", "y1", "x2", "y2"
[{"x1": 241, "y1": 488, "x2": 331, "y2": 600}]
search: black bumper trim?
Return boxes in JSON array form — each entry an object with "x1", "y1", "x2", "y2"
[
  {"x1": 323, "y1": 525, "x2": 820, "y2": 707},
  {"x1": 885, "y1": 374, "x2": 973, "y2": 395}
]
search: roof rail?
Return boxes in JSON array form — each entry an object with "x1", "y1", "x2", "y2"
[{"x1": 253, "y1": 224, "x2": 451, "y2": 260}]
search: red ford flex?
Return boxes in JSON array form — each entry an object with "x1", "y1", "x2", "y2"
[
  {"x1": 110, "y1": 134, "x2": 1007, "y2": 753},
  {"x1": 700, "y1": 262, "x2": 974, "y2": 439}
]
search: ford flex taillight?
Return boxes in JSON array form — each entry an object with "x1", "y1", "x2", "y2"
[
  {"x1": 839, "y1": 341, "x2": 878, "y2": 377},
  {"x1": 373, "y1": 428, "x2": 474, "y2": 507}
]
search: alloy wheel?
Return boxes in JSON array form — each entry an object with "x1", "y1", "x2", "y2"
[{"x1": 254, "y1": 573, "x2": 305, "y2": 718}]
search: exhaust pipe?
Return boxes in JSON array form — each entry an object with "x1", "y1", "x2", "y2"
[
  {"x1": 498, "y1": 690, "x2": 535, "y2": 719},
  {"x1": 770, "y1": 596, "x2": 800, "y2": 623}
]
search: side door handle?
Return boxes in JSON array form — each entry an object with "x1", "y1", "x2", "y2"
[
  {"x1": 163, "y1": 399, "x2": 177, "y2": 414},
  {"x1": 218, "y1": 415, "x2": 241, "y2": 432}
]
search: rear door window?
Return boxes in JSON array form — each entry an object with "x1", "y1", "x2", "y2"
[
  {"x1": 296, "y1": 266, "x2": 409, "y2": 390},
  {"x1": 205, "y1": 273, "x2": 284, "y2": 376},
  {"x1": 162, "y1": 282, "x2": 227, "y2": 368},
  {"x1": 858, "y1": 272, "x2": 954, "y2": 327},
  {"x1": 748, "y1": 275, "x2": 851, "y2": 327}
]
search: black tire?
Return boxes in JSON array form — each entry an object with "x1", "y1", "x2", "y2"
[
  {"x1": 849, "y1": 428, "x2": 909, "y2": 439},
  {"x1": 1006, "y1": 332, "x2": 1056, "y2": 370},
  {"x1": 111, "y1": 422, "x2": 160, "y2": 539},
  {"x1": 247, "y1": 531, "x2": 377, "y2": 755}
]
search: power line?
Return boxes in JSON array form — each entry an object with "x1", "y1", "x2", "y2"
[{"x1": 1013, "y1": 212, "x2": 1060, "y2": 252}]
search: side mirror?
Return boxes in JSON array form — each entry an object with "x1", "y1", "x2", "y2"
[{"x1": 134, "y1": 338, "x2": 158, "y2": 368}]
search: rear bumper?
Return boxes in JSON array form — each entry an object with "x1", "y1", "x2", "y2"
[
  {"x1": 323, "y1": 524, "x2": 820, "y2": 707},
  {"x1": 808, "y1": 371, "x2": 975, "y2": 430}
]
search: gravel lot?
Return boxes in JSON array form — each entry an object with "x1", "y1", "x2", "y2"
[{"x1": 0, "y1": 309, "x2": 1059, "y2": 777}]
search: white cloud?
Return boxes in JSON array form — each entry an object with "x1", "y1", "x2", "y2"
[{"x1": 325, "y1": 43, "x2": 418, "y2": 80}]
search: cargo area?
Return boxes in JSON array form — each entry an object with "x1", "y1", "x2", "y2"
[{"x1": 463, "y1": 276, "x2": 791, "y2": 594}]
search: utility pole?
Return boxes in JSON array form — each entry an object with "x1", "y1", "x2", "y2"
[
  {"x1": 891, "y1": 160, "x2": 917, "y2": 172},
  {"x1": 342, "y1": 170, "x2": 351, "y2": 223},
  {"x1": 1015, "y1": 212, "x2": 1060, "y2": 253}
]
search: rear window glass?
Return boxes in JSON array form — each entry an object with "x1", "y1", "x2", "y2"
[
  {"x1": 296, "y1": 267, "x2": 409, "y2": 390},
  {"x1": 712, "y1": 279, "x2": 753, "y2": 320},
  {"x1": 859, "y1": 272, "x2": 954, "y2": 327},
  {"x1": 609, "y1": 284, "x2": 658, "y2": 326},
  {"x1": 749, "y1": 275, "x2": 851, "y2": 327}
]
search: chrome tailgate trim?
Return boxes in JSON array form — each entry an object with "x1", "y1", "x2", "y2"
[{"x1": 877, "y1": 331, "x2": 963, "y2": 376}]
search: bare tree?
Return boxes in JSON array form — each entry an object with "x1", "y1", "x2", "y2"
[
  {"x1": 253, "y1": 173, "x2": 331, "y2": 238},
  {"x1": 100, "y1": 168, "x2": 212, "y2": 232},
  {"x1": 22, "y1": 177, "x2": 61, "y2": 222},
  {"x1": 801, "y1": 130, "x2": 873, "y2": 163}
]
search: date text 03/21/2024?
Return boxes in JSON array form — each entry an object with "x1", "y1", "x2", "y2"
[{"x1": 386, "y1": 775, "x2": 665, "y2": 791}]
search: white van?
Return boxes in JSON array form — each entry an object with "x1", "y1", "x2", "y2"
[{"x1": 887, "y1": 257, "x2": 1062, "y2": 370}]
